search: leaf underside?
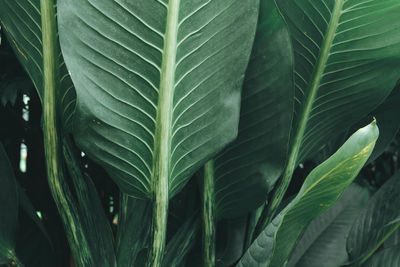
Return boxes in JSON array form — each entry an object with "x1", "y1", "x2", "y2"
[{"x1": 58, "y1": 0, "x2": 259, "y2": 199}]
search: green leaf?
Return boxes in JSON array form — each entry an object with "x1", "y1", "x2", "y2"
[
  {"x1": 264, "y1": 0, "x2": 400, "y2": 225},
  {"x1": 162, "y1": 214, "x2": 200, "y2": 267},
  {"x1": 116, "y1": 197, "x2": 152, "y2": 267},
  {"x1": 63, "y1": 139, "x2": 116, "y2": 266},
  {"x1": 58, "y1": 0, "x2": 259, "y2": 200},
  {"x1": 287, "y1": 184, "x2": 370, "y2": 267},
  {"x1": 276, "y1": 0, "x2": 400, "y2": 163},
  {"x1": 346, "y1": 171, "x2": 400, "y2": 266},
  {"x1": 0, "y1": 0, "x2": 76, "y2": 130},
  {"x1": 360, "y1": 245, "x2": 400, "y2": 267},
  {"x1": 0, "y1": 143, "x2": 18, "y2": 261},
  {"x1": 238, "y1": 121, "x2": 379, "y2": 267},
  {"x1": 213, "y1": 0, "x2": 294, "y2": 219}
]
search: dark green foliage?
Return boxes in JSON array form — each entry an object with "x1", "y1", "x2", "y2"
[{"x1": 1, "y1": 1, "x2": 400, "y2": 267}]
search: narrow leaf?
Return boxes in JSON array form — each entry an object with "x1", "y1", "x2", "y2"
[{"x1": 238, "y1": 121, "x2": 379, "y2": 267}]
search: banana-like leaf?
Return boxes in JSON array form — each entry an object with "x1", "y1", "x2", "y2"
[
  {"x1": 237, "y1": 121, "x2": 379, "y2": 267},
  {"x1": 275, "y1": 0, "x2": 400, "y2": 164},
  {"x1": 0, "y1": 143, "x2": 18, "y2": 262},
  {"x1": 287, "y1": 184, "x2": 370, "y2": 267},
  {"x1": 346, "y1": 171, "x2": 400, "y2": 265},
  {"x1": 361, "y1": 245, "x2": 400, "y2": 267},
  {"x1": 0, "y1": 0, "x2": 76, "y2": 130},
  {"x1": 58, "y1": 0, "x2": 259, "y2": 199},
  {"x1": 213, "y1": 0, "x2": 293, "y2": 219}
]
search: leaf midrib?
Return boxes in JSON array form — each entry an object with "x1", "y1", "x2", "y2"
[
  {"x1": 152, "y1": 0, "x2": 180, "y2": 194},
  {"x1": 290, "y1": 0, "x2": 345, "y2": 163}
]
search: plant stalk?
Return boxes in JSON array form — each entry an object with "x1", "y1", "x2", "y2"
[
  {"x1": 40, "y1": 1, "x2": 92, "y2": 266},
  {"x1": 202, "y1": 160, "x2": 216, "y2": 267}
]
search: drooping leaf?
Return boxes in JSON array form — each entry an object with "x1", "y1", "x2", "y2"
[
  {"x1": 275, "y1": 0, "x2": 400, "y2": 164},
  {"x1": 238, "y1": 121, "x2": 379, "y2": 267},
  {"x1": 0, "y1": 0, "x2": 76, "y2": 130},
  {"x1": 58, "y1": 0, "x2": 259, "y2": 199},
  {"x1": 346, "y1": 171, "x2": 400, "y2": 265},
  {"x1": 0, "y1": 143, "x2": 18, "y2": 261},
  {"x1": 287, "y1": 184, "x2": 370, "y2": 267},
  {"x1": 213, "y1": 0, "x2": 294, "y2": 219}
]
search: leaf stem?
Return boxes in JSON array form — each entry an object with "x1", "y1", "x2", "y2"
[
  {"x1": 148, "y1": 0, "x2": 180, "y2": 265},
  {"x1": 202, "y1": 160, "x2": 216, "y2": 267},
  {"x1": 40, "y1": 1, "x2": 92, "y2": 266}
]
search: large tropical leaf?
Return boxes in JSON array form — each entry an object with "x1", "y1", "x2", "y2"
[
  {"x1": 0, "y1": 143, "x2": 19, "y2": 262},
  {"x1": 0, "y1": 0, "x2": 76, "y2": 130},
  {"x1": 237, "y1": 121, "x2": 378, "y2": 267},
  {"x1": 212, "y1": 0, "x2": 293, "y2": 219},
  {"x1": 58, "y1": 0, "x2": 259, "y2": 199},
  {"x1": 346, "y1": 171, "x2": 400, "y2": 266},
  {"x1": 287, "y1": 184, "x2": 370, "y2": 267},
  {"x1": 276, "y1": 0, "x2": 400, "y2": 164}
]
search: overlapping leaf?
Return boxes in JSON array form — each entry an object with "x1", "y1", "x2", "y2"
[
  {"x1": 238, "y1": 121, "x2": 378, "y2": 267},
  {"x1": 276, "y1": 0, "x2": 400, "y2": 163},
  {"x1": 213, "y1": 0, "x2": 293, "y2": 219},
  {"x1": 58, "y1": 0, "x2": 259, "y2": 199}
]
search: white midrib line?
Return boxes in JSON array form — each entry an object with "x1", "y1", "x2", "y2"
[
  {"x1": 289, "y1": 0, "x2": 344, "y2": 164},
  {"x1": 152, "y1": 0, "x2": 180, "y2": 195},
  {"x1": 148, "y1": 0, "x2": 180, "y2": 264}
]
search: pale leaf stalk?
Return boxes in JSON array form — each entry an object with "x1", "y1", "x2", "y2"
[
  {"x1": 40, "y1": 0, "x2": 92, "y2": 266},
  {"x1": 147, "y1": 0, "x2": 180, "y2": 265},
  {"x1": 202, "y1": 160, "x2": 216, "y2": 267}
]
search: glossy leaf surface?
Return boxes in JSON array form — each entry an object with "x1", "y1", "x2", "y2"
[
  {"x1": 58, "y1": 0, "x2": 259, "y2": 199},
  {"x1": 238, "y1": 121, "x2": 378, "y2": 267},
  {"x1": 213, "y1": 0, "x2": 293, "y2": 219}
]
